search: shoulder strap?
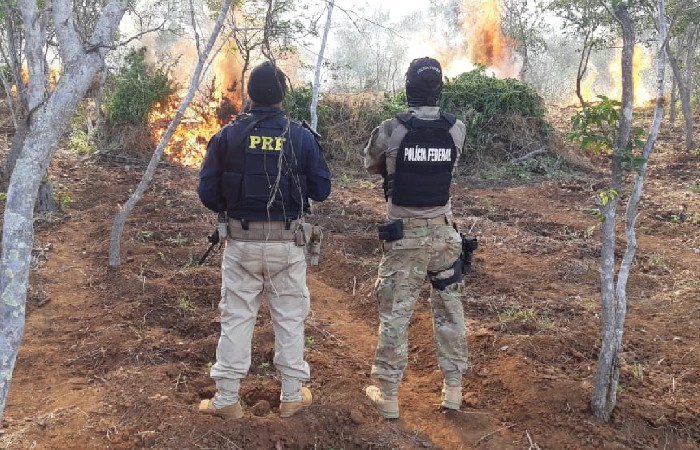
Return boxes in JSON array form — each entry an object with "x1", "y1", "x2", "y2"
[
  {"x1": 395, "y1": 111, "x2": 456, "y2": 130},
  {"x1": 440, "y1": 112, "x2": 456, "y2": 126},
  {"x1": 395, "y1": 112, "x2": 413, "y2": 126}
]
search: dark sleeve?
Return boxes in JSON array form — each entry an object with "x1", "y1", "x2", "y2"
[
  {"x1": 302, "y1": 130, "x2": 331, "y2": 202},
  {"x1": 197, "y1": 132, "x2": 226, "y2": 212}
]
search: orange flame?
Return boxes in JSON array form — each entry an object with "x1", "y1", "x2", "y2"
[
  {"x1": 409, "y1": 0, "x2": 521, "y2": 79},
  {"x1": 12, "y1": 65, "x2": 62, "y2": 97},
  {"x1": 566, "y1": 43, "x2": 652, "y2": 107},
  {"x1": 149, "y1": 43, "x2": 242, "y2": 168},
  {"x1": 461, "y1": 0, "x2": 520, "y2": 79},
  {"x1": 608, "y1": 43, "x2": 653, "y2": 106}
]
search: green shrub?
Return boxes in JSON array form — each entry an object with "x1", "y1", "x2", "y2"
[
  {"x1": 439, "y1": 67, "x2": 549, "y2": 159},
  {"x1": 289, "y1": 68, "x2": 552, "y2": 171},
  {"x1": 284, "y1": 84, "x2": 316, "y2": 123},
  {"x1": 440, "y1": 67, "x2": 546, "y2": 120},
  {"x1": 105, "y1": 48, "x2": 174, "y2": 125}
]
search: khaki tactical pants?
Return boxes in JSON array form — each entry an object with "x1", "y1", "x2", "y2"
[
  {"x1": 210, "y1": 238, "x2": 311, "y2": 386},
  {"x1": 371, "y1": 221, "x2": 468, "y2": 387}
]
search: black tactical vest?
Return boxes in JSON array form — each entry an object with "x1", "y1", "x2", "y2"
[
  {"x1": 220, "y1": 113, "x2": 307, "y2": 221},
  {"x1": 386, "y1": 112, "x2": 457, "y2": 207}
]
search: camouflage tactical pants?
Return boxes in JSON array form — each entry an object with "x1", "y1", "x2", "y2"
[{"x1": 371, "y1": 222, "x2": 468, "y2": 387}]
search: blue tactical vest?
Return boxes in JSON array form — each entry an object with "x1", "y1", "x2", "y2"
[{"x1": 220, "y1": 113, "x2": 308, "y2": 221}]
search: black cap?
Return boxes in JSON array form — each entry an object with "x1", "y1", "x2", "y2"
[
  {"x1": 247, "y1": 61, "x2": 287, "y2": 106},
  {"x1": 405, "y1": 57, "x2": 443, "y2": 107}
]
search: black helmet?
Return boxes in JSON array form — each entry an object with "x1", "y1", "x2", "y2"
[
  {"x1": 405, "y1": 57, "x2": 443, "y2": 107},
  {"x1": 247, "y1": 61, "x2": 287, "y2": 106}
]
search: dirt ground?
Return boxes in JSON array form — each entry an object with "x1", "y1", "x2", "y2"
[{"x1": 1, "y1": 106, "x2": 699, "y2": 450}]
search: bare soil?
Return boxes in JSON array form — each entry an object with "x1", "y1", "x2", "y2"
[{"x1": 1, "y1": 107, "x2": 699, "y2": 449}]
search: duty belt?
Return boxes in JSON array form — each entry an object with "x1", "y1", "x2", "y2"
[
  {"x1": 401, "y1": 215, "x2": 451, "y2": 228},
  {"x1": 228, "y1": 218, "x2": 300, "y2": 241}
]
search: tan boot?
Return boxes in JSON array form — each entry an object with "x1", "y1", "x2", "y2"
[
  {"x1": 198, "y1": 398, "x2": 244, "y2": 418},
  {"x1": 365, "y1": 385, "x2": 399, "y2": 419},
  {"x1": 279, "y1": 387, "x2": 313, "y2": 418},
  {"x1": 441, "y1": 383, "x2": 462, "y2": 410}
]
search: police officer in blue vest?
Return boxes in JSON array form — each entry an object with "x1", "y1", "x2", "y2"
[{"x1": 197, "y1": 61, "x2": 331, "y2": 419}]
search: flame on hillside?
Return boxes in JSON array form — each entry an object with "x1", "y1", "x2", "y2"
[
  {"x1": 415, "y1": 0, "x2": 521, "y2": 79},
  {"x1": 565, "y1": 43, "x2": 653, "y2": 107},
  {"x1": 148, "y1": 43, "x2": 242, "y2": 168},
  {"x1": 461, "y1": 0, "x2": 520, "y2": 79}
]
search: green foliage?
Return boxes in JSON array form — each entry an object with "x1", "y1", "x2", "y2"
[
  {"x1": 176, "y1": 293, "x2": 195, "y2": 313},
  {"x1": 438, "y1": 67, "x2": 549, "y2": 157},
  {"x1": 69, "y1": 128, "x2": 94, "y2": 154},
  {"x1": 440, "y1": 67, "x2": 546, "y2": 121},
  {"x1": 598, "y1": 189, "x2": 619, "y2": 206},
  {"x1": 308, "y1": 67, "x2": 551, "y2": 167},
  {"x1": 105, "y1": 48, "x2": 174, "y2": 125},
  {"x1": 567, "y1": 96, "x2": 646, "y2": 173},
  {"x1": 56, "y1": 192, "x2": 72, "y2": 210},
  {"x1": 283, "y1": 84, "x2": 331, "y2": 126}
]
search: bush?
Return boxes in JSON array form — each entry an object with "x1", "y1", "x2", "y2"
[
  {"x1": 282, "y1": 69, "x2": 555, "y2": 175},
  {"x1": 440, "y1": 67, "x2": 546, "y2": 120},
  {"x1": 104, "y1": 48, "x2": 174, "y2": 125},
  {"x1": 437, "y1": 67, "x2": 551, "y2": 164}
]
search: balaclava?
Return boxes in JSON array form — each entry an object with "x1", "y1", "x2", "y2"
[{"x1": 405, "y1": 57, "x2": 443, "y2": 107}]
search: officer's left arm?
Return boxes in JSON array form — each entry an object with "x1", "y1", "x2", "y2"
[
  {"x1": 197, "y1": 132, "x2": 226, "y2": 212},
  {"x1": 303, "y1": 130, "x2": 332, "y2": 202}
]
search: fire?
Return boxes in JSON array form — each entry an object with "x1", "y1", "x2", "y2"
[
  {"x1": 149, "y1": 44, "x2": 242, "y2": 168},
  {"x1": 12, "y1": 65, "x2": 62, "y2": 97},
  {"x1": 409, "y1": 0, "x2": 521, "y2": 79},
  {"x1": 461, "y1": 0, "x2": 520, "y2": 79},
  {"x1": 608, "y1": 43, "x2": 653, "y2": 106},
  {"x1": 566, "y1": 43, "x2": 653, "y2": 107}
]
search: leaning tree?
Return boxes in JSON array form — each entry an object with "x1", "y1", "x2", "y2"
[{"x1": 0, "y1": 0, "x2": 129, "y2": 422}]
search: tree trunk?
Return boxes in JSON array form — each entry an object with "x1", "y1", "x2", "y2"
[
  {"x1": 669, "y1": 74, "x2": 677, "y2": 125},
  {"x1": 108, "y1": 0, "x2": 235, "y2": 269},
  {"x1": 0, "y1": 0, "x2": 128, "y2": 423},
  {"x1": 576, "y1": 36, "x2": 593, "y2": 107},
  {"x1": 36, "y1": 174, "x2": 58, "y2": 213},
  {"x1": 591, "y1": 1, "x2": 634, "y2": 422},
  {"x1": 310, "y1": 0, "x2": 334, "y2": 132},
  {"x1": 681, "y1": 24, "x2": 697, "y2": 148},
  {"x1": 665, "y1": 44, "x2": 694, "y2": 150},
  {"x1": 1, "y1": 120, "x2": 28, "y2": 189}
]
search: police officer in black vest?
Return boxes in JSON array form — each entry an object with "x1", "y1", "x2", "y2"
[
  {"x1": 364, "y1": 57, "x2": 468, "y2": 419},
  {"x1": 197, "y1": 61, "x2": 331, "y2": 419}
]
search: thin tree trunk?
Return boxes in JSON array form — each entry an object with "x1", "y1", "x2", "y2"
[
  {"x1": 576, "y1": 35, "x2": 593, "y2": 107},
  {"x1": 665, "y1": 44, "x2": 694, "y2": 150},
  {"x1": 310, "y1": 0, "x2": 334, "y2": 131},
  {"x1": 681, "y1": 24, "x2": 697, "y2": 148},
  {"x1": 1, "y1": 120, "x2": 28, "y2": 189},
  {"x1": 0, "y1": 0, "x2": 129, "y2": 422},
  {"x1": 592, "y1": 1, "x2": 634, "y2": 422},
  {"x1": 93, "y1": 68, "x2": 109, "y2": 136},
  {"x1": 108, "y1": 0, "x2": 236, "y2": 269},
  {"x1": 669, "y1": 74, "x2": 677, "y2": 125},
  {"x1": 36, "y1": 174, "x2": 58, "y2": 213}
]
